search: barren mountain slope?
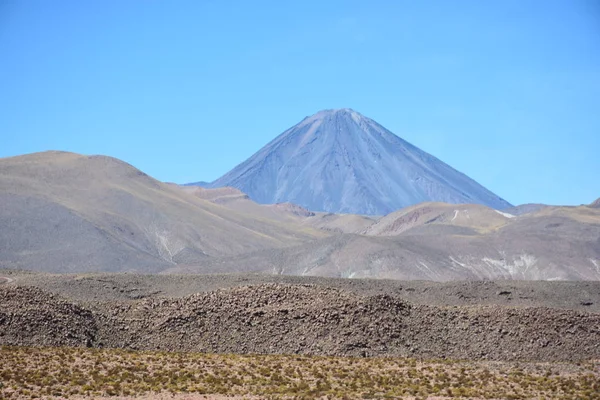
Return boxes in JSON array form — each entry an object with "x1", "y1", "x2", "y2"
[
  {"x1": 0, "y1": 152, "x2": 324, "y2": 273},
  {"x1": 172, "y1": 203, "x2": 600, "y2": 280},
  {"x1": 301, "y1": 212, "x2": 378, "y2": 233},
  {"x1": 2, "y1": 151, "x2": 597, "y2": 280},
  {"x1": 503, "y1": 203, "x2": 549, "y2": 216},
  {"x1": 181, "y1": 186, "x2": 312, "y2": 224},
  {"x1": 362, "y1": 202, "x2": 513, "y2": 236},
  {"x1": 182, "y1": 185, "x2": 378, "y2": 233}
]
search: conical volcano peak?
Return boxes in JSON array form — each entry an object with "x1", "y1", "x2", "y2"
[
  {"x1": 205, "y1": 111, "x2": 511, "y2": 215},
  {"x1": 300, "y1": 108, "x2": 370, "y2": 131},
  {"x1": 313, "y1": 108, "x2": 364, "y2": 120},
  {"x1": 318, "y1": 107, "x2": 358, "y2": 116}
]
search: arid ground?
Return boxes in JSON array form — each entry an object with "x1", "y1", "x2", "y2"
[
  {"x1": 1, "y1": 346, "x2": 599, "y2": 400},
  {"x1": 1, "y1": 271, "x2": 600, "y2": 399}
]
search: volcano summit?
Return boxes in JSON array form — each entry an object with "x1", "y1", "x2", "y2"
[{"x1": 195, "y1": 109, "x2": 511, "y2": 215}]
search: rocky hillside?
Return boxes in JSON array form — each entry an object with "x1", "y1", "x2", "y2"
[
  {"x1": 1, "y1": 280, "x2": 599, "y2": 362},
  {"x1": 0, "y1": 286, "x2": 96, "y2": 347}
]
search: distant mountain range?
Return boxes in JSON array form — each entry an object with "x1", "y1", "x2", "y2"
[
  {"x1": 188, "y1": 109, "x2": 512, "y2": 215},
  {"x1": 173, "y1": 189, "x2": 600, "y2": 281},
  {"x1": 1, "y1": 150, "x2": 598, "y2": 281}
]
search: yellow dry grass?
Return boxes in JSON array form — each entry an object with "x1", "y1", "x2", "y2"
[{"x1": 1, "y1": 346, "x2": 598, "y2": 400}]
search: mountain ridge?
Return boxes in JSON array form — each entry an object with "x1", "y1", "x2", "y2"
[
  {"x1": 1, "y1": 151, "x2": 598, "y2": 281},
  {"x1": 0, "y1": 151, "x2": 324, "y2": 273}
]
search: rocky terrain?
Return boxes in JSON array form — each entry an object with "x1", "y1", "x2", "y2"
[
  {"x1": 0, "y1": 285, "x2": 96, "y2": 348},
  {"x1": 2, "y1": 272, "x2": 600, "y2": 363},
  {"x1": 7, "y1": 270, "x2": 600, "y2": 311}
]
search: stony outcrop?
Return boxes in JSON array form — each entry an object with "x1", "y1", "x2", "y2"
[
  {"x1": 0, "y1": 286, "x2": 97, "y2": 347},
  {"x1": 1, "y1": 284, "x2": 599, "y2": 362}
]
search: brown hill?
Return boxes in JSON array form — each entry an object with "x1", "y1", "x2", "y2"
[
  {"x1": 0, "y1": 151, "x2": 324, "y2": 273},
  {"x1": 2, "y1": 279, "x2": 599, "y2": 362},
  {"x1": 0, "y1": 285, "x2": 96, "y2": 347},
  {"x1": 590, "y1": 197, "x2": 600, "y2": 208}
]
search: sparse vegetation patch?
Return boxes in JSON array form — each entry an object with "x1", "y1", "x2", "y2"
[{"x1": 1, "y1": 346, "x2": 598, "y2": 400}]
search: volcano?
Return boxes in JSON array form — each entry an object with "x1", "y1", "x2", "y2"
[{"x1": 198, "y1": 109, "x2": 511, "y2": 215}]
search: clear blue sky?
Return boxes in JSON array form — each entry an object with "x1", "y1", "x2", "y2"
[{"x1": 1, "y1": 0, "x2": 599, "y2": 206}]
